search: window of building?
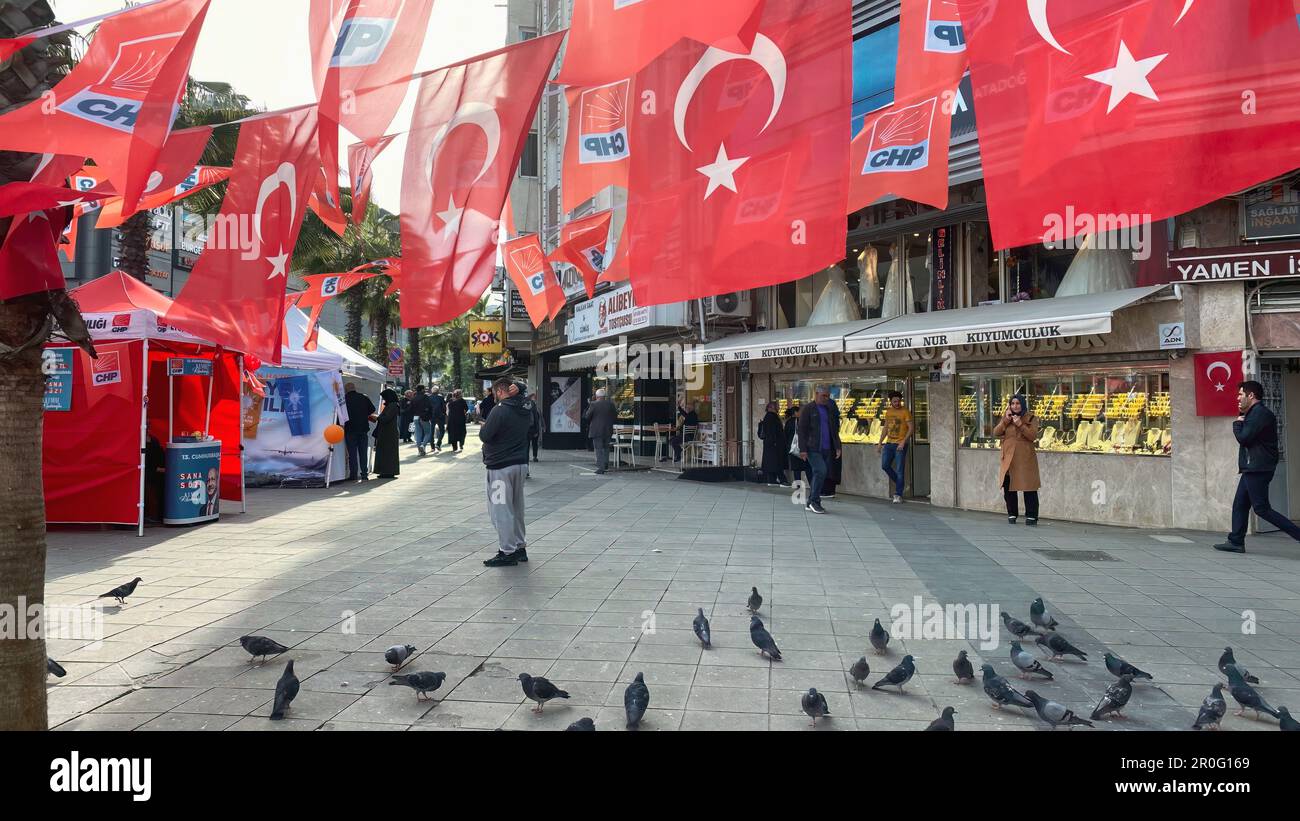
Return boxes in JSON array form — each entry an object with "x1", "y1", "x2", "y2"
[
  {"x1": 852, "y1": 23, "x2": 899, "y2": 135},
  {"x1": 519, "y1": 131, "x2": 539, "y2": 178},
  {"x1": 966, "y1": 222, "x2": 1001, "y2": 305},
  {"x1": 771, "y1": 375, "x2": 928, "y2": 445},
  {"x1": 518, "y1": 27, "x2": 537, "y2": 41}
]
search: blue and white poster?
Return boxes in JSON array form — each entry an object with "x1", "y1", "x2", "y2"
[
  {"x1": 243, "y1": 367, "x2": 339, "y2": 487},
  {"x1": 43, "y1": 349, "x2": 74, "y2": 412},
  {"x1": 163, "y1": 440, "x2": 222, "y2": 525},
  {"x1": 274, "y1": 374, "x2": 311, "y2": 436}
]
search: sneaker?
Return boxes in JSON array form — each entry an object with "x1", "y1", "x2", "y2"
[
  {"x1": 1007, "y1": 516, "x2": 1017, "y2": 524},
  {"x1": 418, "y1": 448, "x2": 425, "y2": 456},
  {"x1": 806, "y1": 502, "x2": 827, "y2": 514},
  {"x1": 822, "y1": 493, "x2": 836, "y2": 499},
  {"x1": 515, "y1": 547, "x2": 529, "y2": 563},
  {"x1": 891, "y1": 495, "x2": 902, "y2": 504},
  {"x1": 766, "y1": 482, "x2": 778, "y2": 487},
  {"x1": 1213, "y1": 541, "x2": 1245, "y2": 554},
  {"x1": 483, "y1": 551, "x2": 520, "y2": 567},
  {"x1": 1025, "y1": 518, "x2": 1038, "y2": 527}
]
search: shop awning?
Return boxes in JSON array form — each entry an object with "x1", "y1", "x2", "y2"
[
  {"x1": 843, "y1": 285, "x2": 1170, "y2": 353},
  {"x1": 683, "y1": 318, "x2": 894, "y2": 365},
  {"x1": 559, "y1": 342, "x2": 626, "y2": 372}
]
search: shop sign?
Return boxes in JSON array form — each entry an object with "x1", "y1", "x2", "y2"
[
  {"x1": 1244, "y1": 200, "x2": 1300, "y2": 241},
  {"x1": 509, "y1": 287, "x2": 529, "y2": 321},
  {"x1": 1166, "y1": 242, "x2": 1300, "y2": 283},
  {"x1": 468, "y1": 320, "x2": 505, "y2": 355},
  {"x1": 569, "y1": 283, "x2": 651, "y2": 344},
  {"x1": 1158, "y1": 322, "x2": 1185, "y2": 350},
  {"x1": 693, "y1": 339, "x2": 841, "y2": 364},
  {"x1": 764, "y1": 334, "x2": 1108, "y2": 371},
  {"x1": 848, "y1": 317, "x2": 1111, "y2": 352}
]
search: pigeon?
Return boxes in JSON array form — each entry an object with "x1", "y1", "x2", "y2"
[
  {"x1": 238, "y1": 635, "x2": 290, "y2": 663},
  {"x1": 1279, "y1": 707, "x2": 1299, "y2": 731},
  {"x1": 565, "y1": 717, "x2": 596, "y2": 731},
  {"x1": 747, "y1": 587, "x2": 763, "y2": 613},
  {"x1": 750, "y1": 616, "x2": 782, "y2": 661},
  {"x1": 1103, "y1": 652, "x2": 1153, "y2": 681},
  {"x1": 97, "y1": 577, "x2": 142, "y2": 605},
  {"x1": 269, "y1": 660, "x2": 299, "y2": 721},
  {"x1": 46, "y1": 658, "x2": 67, "y2": 678},
  {"x1": 1025, "y1": 690, "x2": 1094, "y2": 730},
  {"x1": 1192, "y1": 683, "x2": 1227, "y2": 730},
  {"x1": 952, "y1": 650, "x2": 974, "y2": 684},
  {"x1": 692, "y1": 608, "x2": 712, "y2": 649},
  {"x1": 624, "y1": 672, "x2": 650, "y2": 730},
  {"x1": 1010, "y1": 641, "x2": 1053, "y2": 680},
  {"x1": 1217, "y1": 647, "x2": 1259, "y2": 684},
  {"x1": 981, "y1": 664, "x2": 1034, "y2": 711},
  {"x1": 1225, "y1": 663, "x2": 1280, "y2": 720},
  {"x1": 869, "y1": 618, "x2": 890, "y2": 655},
  {"x1": 1035, "y1": 631, "x2": 1087, "y2": 662},
  {"x1": 849, "y1": 656, "x2": 871, "y2": 688},
  {"x1": 389, "y1": 671, "x2": 446, "y2": 701},
  {"x1": 1029, "y1": 597, "x2": 1059, "y2": 631},
  {"x1": 801, "y1": 688, "x2": 830, "y2": 726},
  {"x1": 1090, "y1": 674, "x2": 1134, "y2": 721},
  {"x1": 872, "y1": 654, "x2": 916, "y2": 692},
  {"x1": 1001, "y1": 611, "x2": 1038, "y2": 640},
  {"x1": 925, "y1": 706, "x2": 957, "y2": 731},
  {"x1": 384, "y1": 644, "x2": 417, "y2": 670},
  {"x1": 518, "y1": 673, "x2": 569, "y2": 713}
]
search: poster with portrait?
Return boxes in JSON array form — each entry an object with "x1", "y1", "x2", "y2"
[{"x1": 548, "y1": 376, "x2": 582, "y2": 434}]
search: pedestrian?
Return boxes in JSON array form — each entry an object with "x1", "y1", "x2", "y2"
[
  {"x1": 797, "y1": 386, "x2": 841, "y2": 514},
  {"x1": 1215, "y1": 380, "x2": 1300, "y2": 553},
  {"x1": 480, "y1": 378, "x2": 535, "y2": 567},
  {"x1": 429, "y1": 385, "x2": 447, "y2": 452},
  {"x1": 410, "y1": 385, "x2": 433, "y2": 456},
  {"x1": 446, "y1": 389, "x2": 468, "y2": 452},
  {"x1": 585, "y1": 387, "x2": 617, "y2": 474},
  {"x1": 662, "y1": 399, "x2": 700, "y2": 462},
  {"x1": 783, "y1": 406, "x2": 806, "y2": 487},
  {"x1": 995, "y1": 393, "x2": 1041, "y2": 525},
  {"x1": 372, "y1": 388, "x2": 402, "y2": 479},
  {"x1": 479, "y1": 386, "x2": 495, "y2": 422},
  {"x1": 343, "y1": 382, "x2": 376, "y2": 482},
  {"x1": 399, "y1": 390, "x2": 414, "y2": 443},
  {"x1": 878, "y1": 389, "x2": 914, "y2": 503},
  {"x1": 527, "y1": 391, "x2": 544, "y2": 462},
  {"x1": 757, "y1": 401, "x2": 789, "y2": 486}
]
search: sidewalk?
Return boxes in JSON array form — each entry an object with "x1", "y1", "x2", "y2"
[{"x1": 42, "y1": 436, "x2": 1300, "y2": 731}]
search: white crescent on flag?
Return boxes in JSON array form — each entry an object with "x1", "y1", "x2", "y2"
[{"x1": 673, "y1": 33, "x2": 787, "y2": 152}]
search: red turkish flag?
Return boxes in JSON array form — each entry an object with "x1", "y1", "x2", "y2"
[
  {"x1": 849, "y1": 91, "x2": 954, "y2": 212},
  {"x1": 348, "y1": 133, "x2": 396, "y2": 224},
  {"x1": 0, "y1": 208, "x2": 69, "y2": 300},
  {"x1": 561, "y1": 81, "x2": 631, "y2": 213},
  {"x1": 623, "y1": 0, "x2": 851, "y2": 306},
  {"x1": 957, "y1": 0, "x2": 1300, "y2": 250},
  {"x1": 1194, "y1": 352, "x2": 1244, "y2": 417},
  {"x1": 0, "y1": 0, "x2": 210, "y2": 217},
  {"x1": 298, "y1": 272, "x2": 376, "y2": 306},
  {"x1": 399, "y1": 34, "x2": 564, "y2": 328},
  {"x1": 557, "y1": 0, "x2": 764, "y2": 86},
  {"x1": 308, "y1": 166, "x2": 349, "y2": 236},
  {"x1": 96, "y1": 165, "x2": 231, "y2": 229},
  {"x1": 895, "y1": 0, "x2": 969, "y2": 99},
  {"x1": 504, "y1": 234, "x2": 560, "y2": 328},
  {"x1": 165, "y1": 108, "x2": 321, "y2": 365},
  {"x1": 549, "y1": 210, "x2": 613, "y2": 298}
]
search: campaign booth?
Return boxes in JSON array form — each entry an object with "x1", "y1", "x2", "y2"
[{"x1": 42, "y1": 273, "x2": 245, "y2": 535}]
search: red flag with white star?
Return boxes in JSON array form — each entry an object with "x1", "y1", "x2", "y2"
[{"x1": 1193, "y1": 352, "x2": 1244, "y2": 417}]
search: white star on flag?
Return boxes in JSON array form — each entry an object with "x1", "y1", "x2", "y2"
[
  {"x1": 56, "y1": 198, "x2": 85, "y2": 208},
  {"x1": 436, "y1": 196, "x2": 464, "y2": 239},
  {"x1": 696, "y1": 143, "x2": 749, "y2": 199},
  {"x1": 1214, "y1": 383, "x2": 1225, "y2": 391},
  {"x1": 1085, "y1": 40, "x2": 1168, "y2": 113},
  {"x1": 266, "y1": 245, "x2": 289, "y2": 280}
]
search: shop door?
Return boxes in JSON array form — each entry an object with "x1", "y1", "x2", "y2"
[
  {"x1": 907, "y1": 376, "x2": 931, "y2": 499},
  {"x1": 1259, "y1": 361, "x2": 1292, "y2": 530}
]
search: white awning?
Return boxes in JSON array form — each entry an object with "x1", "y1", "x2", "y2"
[
  {"x1": 559, "y1": 343, "x2": 626, "y2": 372},
  {"x1": 843, "y1": 285, "x2": 1169, "y2": 353},
  {"x1": 683, "y1": 318, "x2": 894, "y2": 365}
]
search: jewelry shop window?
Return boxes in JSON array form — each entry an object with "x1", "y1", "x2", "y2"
[{"x1": 772, "y1": 375, "x2": 927, "y2": 446}]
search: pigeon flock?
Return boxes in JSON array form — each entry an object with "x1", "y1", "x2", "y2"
[{"x1": 50, "y1": 579, "x2": 1298, "y2": 732}]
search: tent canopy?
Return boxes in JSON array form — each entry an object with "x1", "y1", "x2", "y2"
[
  {"x1": 282, "y1": 306, "x2": 387, "y2": 382},
  {"x1": 68, "y1": 271, "x2": 212, "y2": 344}
]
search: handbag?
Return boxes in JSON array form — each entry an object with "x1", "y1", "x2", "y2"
[{"x1": 788, "y1": 431, "x2": 801, "y2": 457}]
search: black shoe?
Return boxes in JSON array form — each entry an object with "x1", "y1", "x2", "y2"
[
  {"x1": 1025, "y1": 518, "x2": 1038, "y2": 527},
  {"x1": 595, "y1": 469, "x2": 606, "y2": 475},
  {"x1": 1213, "y1": 541, "x2": 1245, "y2": 554},
  {"x1": 515, "y1": 547, "x2": 528, "y2": 563},
  {"x1": 807, "y1": 502, "x2": 827, "y2": 514},
  {"x1": 1008, "y1": 516, "x2": 1017, "y2": 524},
  {"x1": 483, "y1": 551, "x2": 520, "y2": 567}
]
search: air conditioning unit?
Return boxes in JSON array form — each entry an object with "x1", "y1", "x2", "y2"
[{"x1": 704, "y1": 291, "x2": 752, "y2": 318}]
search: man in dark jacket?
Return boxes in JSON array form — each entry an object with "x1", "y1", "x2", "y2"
[
  {"x1": 663, "y1": 400, "x2": 699, "y2": 462},
  {"x1": 343, "y1": 383, "x2": 376, "y2": 481},
  {"x1": 479, "y1": 387, "x2": 495, "y2": 422},
  {"x1": 410, "y1": 385, "x2": 433, "y2": 456},
  {"x1": 428, "y1": 386, "x2": 447, "y2": 452},
  {"x1": 399, "y1": 390, "x2": 414, "y2": 443},
  {"x1": 527, "y1": 391, "x2": 543, "y2": 463},
  {"x1": 797, "y1": 386, "x2": 841, "y2": 514},
  {"x1": 585, "y1": 388, "x2": 618, "y2": 474},
  {"x1": 1215, "y1": 380, "x2": 1300, "y2": 552},
  {"x1": 480, "y1": 378, "x2": 535, "y2": 567}
]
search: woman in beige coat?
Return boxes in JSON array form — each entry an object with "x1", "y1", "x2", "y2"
[{"x1": 993, "y1": 393, "x2": 1041, "y2": 526}]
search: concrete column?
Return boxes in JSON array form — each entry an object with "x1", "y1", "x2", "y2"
[{"x1": 929, "y1": 374, "x2": 957, "y2": 509}]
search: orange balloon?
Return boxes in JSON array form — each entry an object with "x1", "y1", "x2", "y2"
[{"x1": 324, "y1": 424, "x2": 345, "y2": 444}]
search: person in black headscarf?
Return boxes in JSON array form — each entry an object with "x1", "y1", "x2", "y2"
[
  {"x1": 994, "y1": 392, "x2": 1041, "y2": 525},
  {"x1": 372, "y1": 388, "x2": 402, "y2": 478},
  {"x1": 757, "y1": 402, "x2": 789, "y2": 486}
]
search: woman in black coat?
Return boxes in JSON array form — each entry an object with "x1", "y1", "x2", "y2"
[
  {"x1": 446, "y1": 389, "x2": 468, "y2": 452},
  {"x1": 783, "y1": 407, "x2": 806, "y2": 488},
  {"x1": 757, "y1": 402, "x2": 789, "y2": 486},
  {"x1": 372, "y1": 388, "x2": 402, "y2": 478}
]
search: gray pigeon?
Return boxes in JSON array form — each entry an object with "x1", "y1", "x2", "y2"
[
  {"x1": 98, "y1": 577, "x2": 142, "y2": 605},
  {"x1": 869, "y1": 618, "x2": 890, "y2": 654},
  {"x1": 981, "y1": 664, "x2": 1034, "y2": 710},
  {"x1": 1029, "y1": 597, "x2": 1058, "y2": 631},
  {"x1": 849, "y1": 656, "x2": 871, "y2": 687},
  {"x1": 1104, "y1": 652, "x2": 1153, "y2": 681},
  {"x1": 750, "y1": 616, "x2": 782, "y2": 661},
  {"x1": 747, "y1": 587, "x2": 763, "y2": 613},
  {"x1": 1193, "y1": 683, "x2": 1226, "y2": 730},
  {"x1": 1090, "y1": 674, "x2": 1134, "y2": 721},
  {"x1": 1225, "y1": 664, "x2": 1279, "y2": 720},
  {"x1": 1217, "y1": 647, "x2": 1259, "y2": 684},
  {"x1": 1279, "y1": 707, "x2": 1299, "y2": 731},
  {"x1": 385, "y1": 644, "x2": 416, "y2": 670},
  {"x1": 1035, "y1": 631, "x2": 1087, "y2": 662},
  {"x1": 801, "y1": 688, "x2": 830, "y2": 726},
  {"x1": 952, "y1": 650, "x2": 974, "y2": 684},
  {"x1": 1010, "y1": 641, "x2": 1053, "y2": 680},
  {"x1": 239, "y1": 635, "x2": 290, "y2": 663},
  {"x1": 693, "y1": 608, "x2": 711, "y2": 649},
  {"x1": 624, "y1": 672, "x2": 650, "y2": 730},
  {"x1": 1024, "y1": 690, "x2": 1094, "y2": 730},
  {"x1": 1001, "y1": 611, "x2": 1038, "y2": 640},
  {"x1": 269, "y1": 660, "x2": 298, "y2": 721},
  {"x1": 389, "y1": 671, "x2": 446, "y2": 700},
  {"x1": 47, "y1": 658, "x2": 67, "y2": 678},
  {"x1": 872, "y1": 654, "x2": 916, "y2": 692},
  {"x1": 518, "y1": 673, "x2": 570, "y2": 713},
  {"x1": 925, "y1": 706, "x2": 957, "y2": 731},
  {"x1": 565, "y1": 717, "x2": 596, "y2": 731}
]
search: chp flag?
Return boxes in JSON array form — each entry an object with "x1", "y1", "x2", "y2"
[
  {"x1": 849, "y1": 91, "x2": 954, "y2": 212},
  {"x1": 895, "y1": 0, "x2": 968, "y2": 99},
  {"x1": 548, "y1": 210, "x2": 613, "y2": 299},
  {"x1": 348, "y1": 133, "x2": 397, "y2": 224},
  {"x1": 504, "y1": 234, "x2": 563, "y2": 328},
  {"x1": 1193, "y1": 352, "x2": 1244, "y2": 417},
  {"x1": 561, "y1": 80, "x2": 631, "y2": 213}
]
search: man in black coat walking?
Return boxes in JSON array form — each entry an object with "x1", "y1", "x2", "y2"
[
  {"x1": 343, "y1": 383, "x2": 376, "y2": 481},
  {"x1": 1215, "y1": 380, "x2": 1300, "y2": 553},
  {"x1": 584, "y1": 388, "x2": 617, "y2": 474},
  {"x1": 428, "y1": 386, "x2": 447, "y2": 452}
]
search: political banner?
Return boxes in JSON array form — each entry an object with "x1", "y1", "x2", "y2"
[
  {"x1": 43, "y1": 348, "x2": 74, "y2": 412},
  {"x1": 243, "y1": 367, "x2": 337, "y2": 487},
  {"x1": 163, "y1": 439, "x2": 221, "y2": 525}
]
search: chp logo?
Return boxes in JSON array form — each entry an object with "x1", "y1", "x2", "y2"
[
  {"x1": 578, "y1": 80, "x2": 630, "y2": 164},
  {"x1": 110, "y1": 313, "x2": 132, "y2": 334},
  {"x1": 924, "y1": 0, "x2": 965, "y2": 53},
  {"x1": 863, "y1": 97, "x2": 937, "y2": 174},
  {"x1": 509, "y1": 244, "x2": 549, "y2": 296},
  {"x1": 331, "y1": 11, "x2": 398, "y2": 68},
  {"x1": 58, "y1": 32, "x2": 186, "y2": 133},
  {"x1": 321, "y1": 276, "x2": 342, "y2": 297},
  {"x1": 92, "y1": 351, "x2": 123, "y2": 386}
]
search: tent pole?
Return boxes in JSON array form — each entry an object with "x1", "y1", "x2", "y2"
[
  {"x1": 203, "y1": 352, "x2": 215, "y2": 436},
  {"x1": 137, "y1": 339, "x2": 149, "y2": 537},
  {"x1": 238, "y1": 354, "x2": 246, "y2": 513}
]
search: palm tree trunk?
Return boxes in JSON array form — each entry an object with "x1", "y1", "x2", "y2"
[
  {"x1": 344, "y1": 286, "x2": 363, "y2": 350},
  {"x1": 406, "y1": 327, "x2": 421, "y2": 387},
  {"x1": 116, "y1": 211, "x2": 151, "y2": 281},
  {"x1": 452, "y1": 347, "x2": 463, "y2": 393},
  {"x1": 372, "y1": 302, "x2": 390, "y2": 367}
]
